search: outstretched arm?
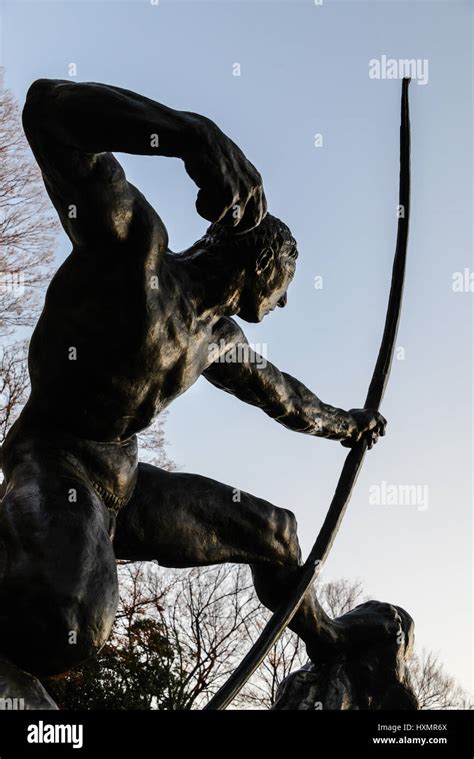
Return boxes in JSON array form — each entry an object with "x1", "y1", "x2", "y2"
[
  {"x1": 22, "y1": 79, "x2": 266, "y2": 246},
  {"x1": 203, "y1": 321, "x2": 386, "y2": 447}
]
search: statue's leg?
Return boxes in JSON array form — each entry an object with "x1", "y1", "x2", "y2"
[
  {"x1": 0, "y1": 455, "x2": 119, "y2": 678},
  {"x1": 0, "y1": 655, "x2": 59, "y2": 709},
  {"x1": 114, "y1": 463, "x2": 343, "y2": 660}
]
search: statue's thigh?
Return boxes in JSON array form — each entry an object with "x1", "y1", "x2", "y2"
[
  {"x1": 113, "y1": 462, "x2": 291, "y2": 567},
  {"x1": 0, "y1": 461, "x2": 118, "y2": 676}
]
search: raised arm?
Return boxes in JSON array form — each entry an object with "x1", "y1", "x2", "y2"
[
  {"x1": 22, "y1": 79, "x2": 266, "y2": 247},
  {"x1": 203, "y1": 321, "x2": 386, "y2": 447}
]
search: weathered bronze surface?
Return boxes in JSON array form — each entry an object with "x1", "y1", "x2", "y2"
[{"x1": 0, "y1": 80, "x2": 408, "y2": 710}]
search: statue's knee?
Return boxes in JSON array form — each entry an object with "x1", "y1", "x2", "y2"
[
  {"x1": 273, "y1": 507, "x2": 300, "y2": 563},
  {"x1": 1, "y1": 579, "x2": 116, "y2": 676},
  {"x1": 45, "y1": 594, "x2": 114, "y2": 671},
  {"x1": 0, "y1": 478, "x2": 118, "y2": 676}
]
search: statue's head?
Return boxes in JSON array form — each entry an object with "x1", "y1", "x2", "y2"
[{"x1": 202, "y1": 213, "x2": 298, "y2": 322}]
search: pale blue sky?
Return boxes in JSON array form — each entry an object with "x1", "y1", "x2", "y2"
[{"x1": 1, "y1": 0, "x2": 472, "y2": 692}]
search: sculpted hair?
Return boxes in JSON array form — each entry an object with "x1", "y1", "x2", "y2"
[{"x1": 198, "y1": 213, "x2": 298, "y2": 270}]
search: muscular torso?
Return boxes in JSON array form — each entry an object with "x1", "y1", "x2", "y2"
[
  {"x1": 3, "y1": 79, "x2": 375, "y2": 483},
  {"x1": 11, "y1": 78, "x2": 266, "y2": 446},
  {"x1": 26, "y1": 204, "x2": 228, "y2": 442}
]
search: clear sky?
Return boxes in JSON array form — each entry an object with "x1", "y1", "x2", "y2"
[{"x1": 1, "y1": 0, "x2": 472, "y2": 693}]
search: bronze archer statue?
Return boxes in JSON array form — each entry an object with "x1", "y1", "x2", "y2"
[{"x1": 0, "y1": 80, "x2": 411, "y2": 707}]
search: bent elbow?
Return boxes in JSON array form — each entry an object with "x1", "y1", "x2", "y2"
[{"x1": 22, "y1": 79, "x2": 64, "y2": 135}]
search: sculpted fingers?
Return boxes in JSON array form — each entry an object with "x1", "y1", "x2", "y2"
[
  {"x1": 235, "y1": 181, "x2": 268, "y2": 232},
  {"x1": 342, "y1": 409, "x2": 387, "y2": 449},
  {"x1": 183, "y1": 152, "x2": 228, "y2": 222},
  {"x1": 367, "y1": 412, "x2": 387, "y2": 448},
  {"x1": 196, "y1": 173, "x2": 265, "y2": 229},
  {"x1": 195, "y1": 181, "x2": 235, "y2": 223},
  {"x1": 183, "y1": 118, "x2": 266, "y2": 228}
]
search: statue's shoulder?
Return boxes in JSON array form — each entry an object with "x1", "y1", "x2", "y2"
[{"x1": 212, "y1": 317, "x2": 246, "y2": 345}]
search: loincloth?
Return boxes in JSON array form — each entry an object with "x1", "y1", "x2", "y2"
[
  {"x1": 67, "y1": 435, "x2": 138, "y2": 513},
  {"x1": 2, "y1": 415, "x2": 139, "y2": 515}
]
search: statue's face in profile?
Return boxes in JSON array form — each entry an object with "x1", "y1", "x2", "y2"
[{"x1": 238, "y1": 247, "x2": 296, "y2": 323}]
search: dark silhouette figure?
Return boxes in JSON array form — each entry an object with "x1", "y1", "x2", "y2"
[{"x1": 0, "y1": 80, "x2": 390, "y2": 694}]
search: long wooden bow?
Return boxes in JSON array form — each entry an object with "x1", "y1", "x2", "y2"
[{"x1": 204, "y1": 79, "x2": 411, "y2": 710}]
